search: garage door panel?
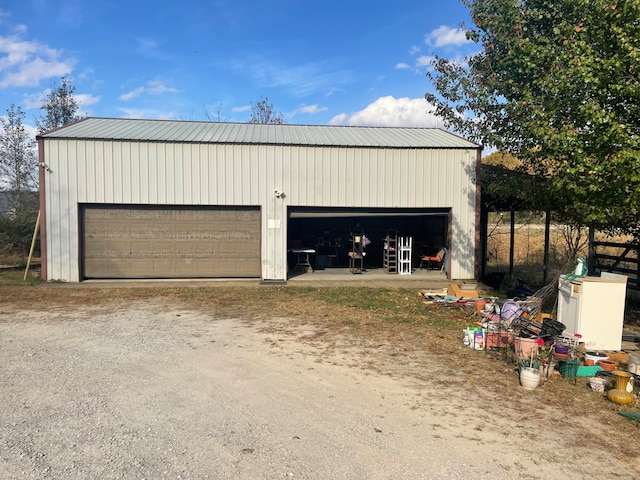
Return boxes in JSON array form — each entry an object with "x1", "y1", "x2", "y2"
[
  {"x1": 83, "y1": 206, "x2": 261, "y2": 279},
  {"x1": 152, "y1": 260, "x2": 175, "y2": 276},
  {"x1": 175, "y1": 260, "x2": 196, "y2": 275},
  {"x1": 217, "y1": 259, "x2": 244, "y2": 275},
  {"x1": 236, "y1": 260, "x2": 261, "y2": 275},
  {"x1": 153, "y1": 242, "x2": 173, "y2": 257}
]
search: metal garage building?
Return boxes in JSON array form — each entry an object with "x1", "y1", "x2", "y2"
[{"x1": 37, "y1": 118, "x2": 481, "y2": 283}]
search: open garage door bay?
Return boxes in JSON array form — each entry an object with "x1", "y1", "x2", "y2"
[{"x1": 82, "y1": 205, "x2": 261, "y2": 279}]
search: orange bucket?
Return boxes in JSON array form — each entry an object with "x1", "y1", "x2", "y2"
[{"x1": 475, "y1": 300, "x2": 486, "y2": 312}]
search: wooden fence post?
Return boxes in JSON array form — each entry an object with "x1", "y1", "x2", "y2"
[{"x1": 24, "y1": 210, "x2": 40, "y2": 281}]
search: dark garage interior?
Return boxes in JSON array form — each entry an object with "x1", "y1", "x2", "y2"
[{"x1": 287, "y1": 207, "x2": 450, "y2": 272}]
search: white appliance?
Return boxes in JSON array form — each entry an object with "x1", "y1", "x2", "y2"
[{"x1": 557, "y1": 273, "x2": 628, "y2": 351}]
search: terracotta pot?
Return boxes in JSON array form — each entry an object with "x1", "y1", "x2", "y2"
[
  {"x1": 596, "y1": 359, "x2": 617, "y2": 371},
  {"x1": 515, "y1": 337, "x2": 540, "y2": 360},
  {"x1": 552, "y1": 352, "x2": 570, "y2": 361}
]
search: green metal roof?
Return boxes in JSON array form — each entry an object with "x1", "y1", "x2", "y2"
[{"x1": 38, "y1": 117, "x2": 479, "y2": 149}]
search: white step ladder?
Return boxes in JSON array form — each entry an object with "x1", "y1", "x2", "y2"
[{"x1": 398, "y1": 236, "x2": 412, "y2": 275}]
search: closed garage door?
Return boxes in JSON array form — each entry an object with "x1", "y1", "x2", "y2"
[{"x1": 82, "y1": 205, "x2": 261, "y2": 279}]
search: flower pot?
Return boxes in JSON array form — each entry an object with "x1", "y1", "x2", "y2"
[
  {"x1": 515, "y1": 337, "x2": 540, "y2": 360},
  {"x1": 520, "y1": 367, "x2": 541, "y2": 390},
  {"x1": 596, "y1": 359, "x2": 616, "y2": 371},
  {"x1": 552, "y1": 352, "x2": 570, "y2": 361},
  {"x1": 585, "y1": 351, "x2": 608, "y2": 366},
  {"x1": 554, "y1": 344, "x2": 569, "y2": 355},
  {"x1": 589, "y1": 376, "x2": 607, "y2": 393}
]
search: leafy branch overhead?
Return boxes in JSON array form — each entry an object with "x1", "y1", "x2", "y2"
[
  {"x1": 248, "y1": 96, "x2": 286, "y2": 124},
  {"x1": 427, "y1": 0, "x2": 640, "y2": 237},
  {"x1": 35, "y1": 74, "x2": 82, "y2": 133},
  {"x1": 0, "y1": 105, "x2": 37, "y2": 201}
]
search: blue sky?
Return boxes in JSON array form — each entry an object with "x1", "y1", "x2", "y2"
[{"x1": 0, "y1": 1, "x2": 477, "y2": 134}]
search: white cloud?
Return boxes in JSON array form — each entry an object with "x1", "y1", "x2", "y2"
[
  {"x1": 119, "y1": 79, "x2": 178, "y2": 101},
  {"x1": 134, "y1": 37, "x2": 167, "y2": 59},
  {"x1": 295, "y1": 104, "x2": 327, "y2": 115},
  {"x1": 231, "y1": 105, "x2": 250, "y2": 113},
  {"x1": 76, "y1": 93, "x2": 100, "y2": 108},
  {"x1": 409, "y1": 45, "x2": 421, "y2": 56},
  {"x1": 0, "y1": 34, "x2": 76, "y2": 87},
  {"x1": 395, "y1": 62, "x2": 410, "y2": 70},
  {"x1": 325, "y1": 87, "x2": 342, "y2": 98},
  {"x1": 23, "y1": 89, "x2": 99, "y2": 112},
  {"x1": 415, "y1": 55, "x2": 435, "y2": 67},
  {"x1": 118, "y1": 107, "x2": 177, "y2": 120},
  {"x1": 23, "y1": 89, "x2": 48, "y2": 110},
  {"x1": 425, "y1": 25, "x2": 471, "y2": 48},
  {"x1": 120, "y1": 87, "x2": 144, "y2": 101},
  {"x1": 328, "y1": 96, "x2": 445, "y2": 128},
  {"x1": 328, "y1": 113, "x2": 348, "y2": 125}
]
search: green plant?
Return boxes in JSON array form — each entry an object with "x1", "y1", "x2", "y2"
[
  {"x1": 0, "y1": 209, "x2": 39, "y2": 259},
  {"x1": 0, "y1": 269, "x2": 42, "y2": 286}
]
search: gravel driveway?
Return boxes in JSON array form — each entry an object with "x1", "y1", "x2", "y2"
[{"x1": 1, "y1": 300, "x2": 637, "y2": 479}]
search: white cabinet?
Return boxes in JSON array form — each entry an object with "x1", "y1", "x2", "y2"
[{"x1": 557, "y1": 273, "x2": 627, "y2": 351}]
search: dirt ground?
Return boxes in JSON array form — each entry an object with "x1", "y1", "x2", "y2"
[{"x1": 0, "y1": 284, "x2": 639, "y2": 480}]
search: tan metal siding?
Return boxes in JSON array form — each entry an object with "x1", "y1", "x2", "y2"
[{"x1": 42, "y1": 138, "x2": 478, "y2": 282}]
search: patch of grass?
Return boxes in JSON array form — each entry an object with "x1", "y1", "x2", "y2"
[
  {"x1": 0, "y1": 269, "x2": 43, "y2": 286},
  {"x1": 314, "y1": 288, "x2": 421, "y2": 319}
]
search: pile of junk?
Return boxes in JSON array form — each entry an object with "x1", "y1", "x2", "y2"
[{"x1": 448, "y1": 276, "x2": 640, "y2": 402}]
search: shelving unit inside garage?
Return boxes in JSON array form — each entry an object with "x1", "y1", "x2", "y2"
[{"x1": 383, "y1": 231, "x2": 412, "y2": 275}]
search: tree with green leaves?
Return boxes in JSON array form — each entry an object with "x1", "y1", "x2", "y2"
[
  {"x1": 0, "y1": 105, "x2": 39, "y2": 262},
  {"x1": 0, "y1": 104, "x2": 37, "y2": 210},
  {"x1": 427, "y1": 0, "x2": 640, "y2": 237},
  {"x1": 248, "y1": 96, "x2": 286, "y2": 124},
  {"x1": 35, "y1": 74, "x2": 82, "y2": 133}
]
